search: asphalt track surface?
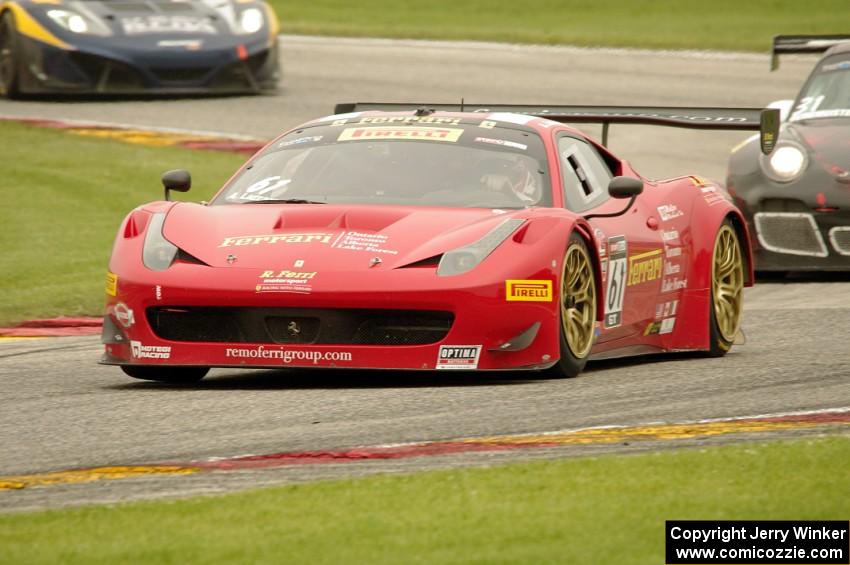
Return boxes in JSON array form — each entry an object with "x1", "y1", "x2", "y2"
[{"x1": 1, "y1": 37, "x2": 849, "y2": 511}]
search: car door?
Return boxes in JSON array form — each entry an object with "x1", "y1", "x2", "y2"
[{"x1": 555, "y1": 134, "x2": 664, "y2": 343}]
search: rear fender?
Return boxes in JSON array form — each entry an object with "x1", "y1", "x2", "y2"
[{"x1": 668, "y1": 180, "x2": 752, "y2": 351}]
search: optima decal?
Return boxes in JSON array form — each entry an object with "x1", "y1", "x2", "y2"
[
  {"x1": 337, "y1": 127, "x2": 463, "y2": 143},
  {"x1": 627, "y1": 249, "x2": 662, "y2": 286},
  {"x1": 219, "y1": 233, "x2": 333, "y2": 248},
  {"x1": 505, "y1": 280, "x2": 553, "y2": 302},
  {"x1": 436, "y1": 345, "x2": 482, "y2": 370}
]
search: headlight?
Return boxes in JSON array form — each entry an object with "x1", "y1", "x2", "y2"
[
  {"x1": 437, "y1": 219, "x2": 525, "y2": 276},
  {"x1": 48, "y1": 9, "x2": 88, "y2": 33},
  {"x1": 142, "y1": 214, "x2": 178, "y2": 271},
  {"x1": 46, "y1": 8, "x2": 112, "y2": 36},
  {"x1": 238, "y1": 8, "x2": 264, "y2": 34},
  {"x1": 761, "y1": 143, "x2": 808, "y2": 183}
]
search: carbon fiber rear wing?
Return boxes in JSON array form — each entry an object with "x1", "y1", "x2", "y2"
[
  {"x1": 771, "y1": 34, "x2": 850, "y2": 70},
  {"x1": 333, "y1": 102, "x2": 780, "y2": 154}
]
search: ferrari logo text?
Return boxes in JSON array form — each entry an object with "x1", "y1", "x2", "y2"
[
  {"x1": 219, "y1": 233, "x2": 333, "y2": 248},
  {"x1": 627, "y1": 249, "x2": 662, "y2": 286}
]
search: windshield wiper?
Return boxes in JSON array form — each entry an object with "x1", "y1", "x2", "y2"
[{"x1": 242, "y1": 198, "x2": 327, "y2": 205}]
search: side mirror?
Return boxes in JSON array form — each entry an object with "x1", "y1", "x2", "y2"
[
  {"x1": 161, "y1": 169, "x2": 191, "y2": 201},
  {"x1": 583, "y1": 176, "x2": 643, "y2": 221},
  {"x1": 767, "y1": 99, "x2": 793, "y2": 122},
  {"x1": 608, "y1": 176, "x2": 643, "y2": 199}
]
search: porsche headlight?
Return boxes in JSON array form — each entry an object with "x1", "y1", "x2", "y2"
[
  {"x1": 47, "y1": 8, "x2": 112, "y2": 36},
  {"x1": 762, "y1": 143, "x2": 808, "y2": 183},
  {"x1": 437, "y1": 219, "x2": 525, "y2": 277},
  {"x1": 238, "y1": 7, "x2": 264, "y2": 34},
  {"x1": 142, "y1": 214, "x2": 178, "y2": 271}
]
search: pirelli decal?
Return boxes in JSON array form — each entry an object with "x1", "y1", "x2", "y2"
[
  {"x1": 627, "y1": 249, "x2": 662, "y2": 286},
  {"x1": 337, "y1": 127, "x2": 463, "y2": 143},
  {"x1": 506, "y1": 280, "x2": 553, "y2": 302},
  {"x1": 105, "y1": 272, "x2": 118, "y2": 296}
]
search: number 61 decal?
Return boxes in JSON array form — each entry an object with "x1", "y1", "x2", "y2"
[{"x1": 604, "y1": 235, "x2": 628, "y2": 328}]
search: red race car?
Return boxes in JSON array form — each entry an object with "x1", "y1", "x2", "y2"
[{"x1": 101, "y1": 103, "x2": 778, "y2": 382}]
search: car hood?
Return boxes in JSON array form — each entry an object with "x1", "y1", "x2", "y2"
[
  {"x1": 43, "y1": 0, "x2": 264, "y2": 50},
  {"x1": 786, "y1": 119, "x2": 850, "y2": 175},
  {"x1": 162, "y1": 203, "x2": 529, "y2": 270}
]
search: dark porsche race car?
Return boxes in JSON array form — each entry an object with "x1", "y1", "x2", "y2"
[
  {"x1": 727, "y1": 35, "x2": 850, "y2": 271},
  {"x1": 0, "y1": 0, "x2": 279, "y2": 96},
  {"x1": 100, "y1": 102, "x2": 778, "y2": 383}
]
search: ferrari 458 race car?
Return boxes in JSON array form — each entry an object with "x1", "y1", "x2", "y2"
[
  {"x1": 0, "y1": 0, "x2": 279, "y2": 96},
  {"x1": 727, "y1": 35, "x2": 850, "y2": 271},
  {"x1": 101, "y1": 102, "x2": 779, "y2": 382}
]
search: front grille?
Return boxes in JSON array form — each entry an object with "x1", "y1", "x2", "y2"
[
  {"x1": 66, "y1": 52, "x2": 145, "y2": 90},
  {"x1": 829, "y1": 227, "x2": 850, "y2": 256},
  {"x1": 759, "y1": 198, "x2": 809, "y2": 212},
  {"x1": 147, "y1": 307, "x2": 454, "y2": 345},
  {"x1": 149, "y1": 66, "x2": 212, "y2": 84},
  {"x1": 753, "y1": 213, "x2": 827, "y2": 257}
]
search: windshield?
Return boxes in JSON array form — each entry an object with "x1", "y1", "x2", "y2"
[
  {"x1": 791, "y1": 54, "x2": 850, "y2": 121},
  {"x1": 213, "y1": 120, "x2": 551, "y2": 209}
]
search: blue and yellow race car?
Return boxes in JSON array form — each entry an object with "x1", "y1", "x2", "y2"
[{"x1": 0, "y1": 0, "x2": 279, "y2": 96}]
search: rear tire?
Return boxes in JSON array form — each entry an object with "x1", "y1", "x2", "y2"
[
  {"x1": 121, "y1": 366, "x2": 209, "y2": 383},
  {"x1": 707, "y1": 220, "x2": 745, "y2": 357},
  {"x1": 0, "y1": 12, "x2": 21, "y2": 98},
  {"x1": 549, "y1": 232, "x2": 597, "y2": 378}
]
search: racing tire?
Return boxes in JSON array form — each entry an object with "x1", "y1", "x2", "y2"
[
  {"x1": 706, "y1": 220, "x2": 745, "y2": 357},
  {"x1": 0, "y1": 11, "x2": 20, "y2": 99},
  {"x1": 121, "y1": 365, "x2": 210, "y2": 383},
  {"x1": 549, "y1": 232, "x2": 597, "y2": 378}
]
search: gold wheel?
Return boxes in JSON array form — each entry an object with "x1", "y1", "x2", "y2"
[
  {"x1": 561, "y1": 241, "x2": 596, "y2": 359},
  {"x1": 711, "y1": 224, "x2": 744, "y2": 342}
]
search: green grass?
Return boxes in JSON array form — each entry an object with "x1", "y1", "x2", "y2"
[
  {"x1": 273, "y1": 0, "x2": 847, "y2": 52},
  {"x1": 1, "y1": 436, "x2": 847, "y2": 564},
  {"x1": 0, "y1": 122, "x2": 245, "y2": 326}
]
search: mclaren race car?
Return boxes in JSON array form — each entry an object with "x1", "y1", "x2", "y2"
[
  {"x1": 727, "y1": 35, "x2": 850, "y2": 271},
  {"x1": 0, "y1": 0, "x2": 279, "y2": 96},
  {"x1": 101, "y1": 103, "x2": 778, "y2": 382}
]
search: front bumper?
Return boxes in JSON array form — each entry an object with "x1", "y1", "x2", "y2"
[
  {"x1": 741, "y1": 208, "x2": 850, "y2": 271},
  {"x1": 17, "y1": 35, "x2": 278, "y2": 95},
  {"x1": 101, "y1": 267, "x2": 561, "y2": 372},
  {"x1": 730, "y1": 169, "x2": 850, "y2": 271}
]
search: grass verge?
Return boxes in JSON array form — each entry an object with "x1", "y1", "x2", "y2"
[
  {"x1": 1, "y1": 436, "x2": 847, "y2": 563},
  {"x1": 274, "y1": 0, "x2": 847, "y2": 52},
  {"x1": 0, "y1": 121, "x2": 245, "y2": 326}
]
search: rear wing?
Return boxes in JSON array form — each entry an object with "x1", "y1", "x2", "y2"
[
  {"x1": 333, "y1": 102, "x2": 780, "y2": 154},
  {"x1": 771, "y1": 34, "x2": 850, "y2": 70}
]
